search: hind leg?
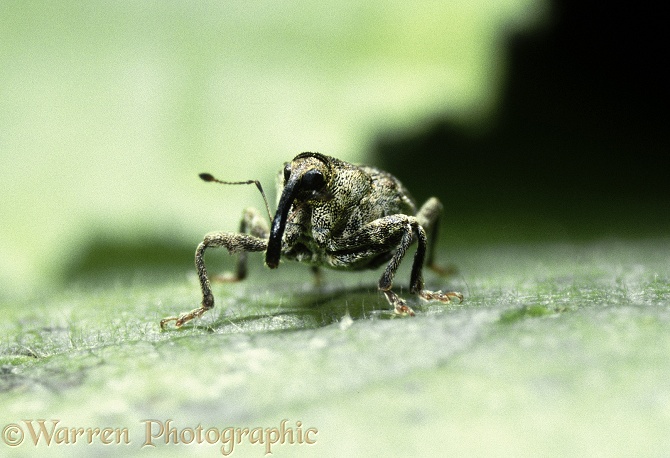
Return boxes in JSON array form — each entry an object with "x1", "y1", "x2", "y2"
[{"x1": 416, "y1": 197, "x2": 457, "y2": 276}]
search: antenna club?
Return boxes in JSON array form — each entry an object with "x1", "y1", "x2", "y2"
[{"x1": 199, "y1": 173, "x2": 215, "y2": 182}]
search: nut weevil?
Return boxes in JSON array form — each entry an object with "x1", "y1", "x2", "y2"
[{"x1": 160, "y1": 152, "x2": 462, "y2": 329}]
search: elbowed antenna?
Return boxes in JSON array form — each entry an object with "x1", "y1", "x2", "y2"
[{"x1": 199, "y1": 173, "x2": 272, "y2": 222}]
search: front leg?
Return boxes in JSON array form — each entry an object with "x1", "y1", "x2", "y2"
[
  {"x1": 406, "y1": 216, "x2": 464, "y2": 305},
  {"x1": 160, "y1": 232, "x2": 267, "y2": 329},
  {"x1": 215, "y1": 207, "x2": 270, "y2": 282},
  {"x1": 377, "y1": 216, "x2": 462, "y2": 315},
  {"x1": 328, "y1": 215, "x2": 462, "y2": 316}
]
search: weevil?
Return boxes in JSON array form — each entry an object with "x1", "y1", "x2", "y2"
[{"x1": 160, "y1": 152, "x2": 462, "y2": 329}]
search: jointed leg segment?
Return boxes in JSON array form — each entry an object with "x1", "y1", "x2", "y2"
[
  {"x1": 378, "y1": 215, "x2": 462, "y2": 316},
  {"x1": 329, "y1": 211, "x2": 462, "y2": 317},
  {"x1": 214, "y1": 207, "x2": 270, "y2": 282},
  {"x1": 160, "y1": 230, "x2": 268, "y2": 329},
  {"x1": 416, "y1": 197, "x2": 458, "y2": 276}
]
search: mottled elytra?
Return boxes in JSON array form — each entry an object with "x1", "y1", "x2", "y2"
[{"x1": 160, "y1": 152, "x2": 462, "y2": 329}]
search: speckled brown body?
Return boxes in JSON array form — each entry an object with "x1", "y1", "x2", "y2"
[
  {"x1": 282, "y1": 158, "x2": 416, "y2": 270},
  {"x1": 160, "y1": 152, "x2": 462, "y2": 329}
]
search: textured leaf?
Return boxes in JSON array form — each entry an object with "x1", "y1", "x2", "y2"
[{"x1": 2, "y1": 239, "x2": 669, "y2": 455}]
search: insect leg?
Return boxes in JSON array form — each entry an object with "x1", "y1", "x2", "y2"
[
  {"x1": 328, "y1": 214, "x2": 462, "y2": 315},
  {"x1": 416, "y1": 197, "x2": 457, "y2": 276},
  {"x1": 160, "y1": 232, "x2": 267, "y2": 329},
  {"x1": 216, "y1": 207, "x2": 270, "y2": 282},
  {"x1": 328, "y1": 215, "x2": 420, "y2": 315},
  {"x1": 378, "y1": 219, "x2": 418, "y2": 316},
  {"x1": 408, "y1": 221, "x2": 463, "y2": 305}
]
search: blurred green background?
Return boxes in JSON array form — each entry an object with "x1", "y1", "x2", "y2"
[
  {"x1": 3, "y1": 0, "x2": 666, "y2": 296},
  {"x1": 1, "y1": 0, "x2": 549, "y2": 297}
]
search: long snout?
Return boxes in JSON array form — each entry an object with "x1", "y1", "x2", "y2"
[{"x1": 265, "y1": 178, "x2": 299, "y2": 268}]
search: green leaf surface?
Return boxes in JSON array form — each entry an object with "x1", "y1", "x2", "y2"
[{"x1": 2, "y1": 238, "x2": 669, "y2": 455}]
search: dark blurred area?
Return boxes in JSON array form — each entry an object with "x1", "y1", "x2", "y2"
[
  {"x1": 63, "y1": 236, "x2": 195, "y2": 286},
  {"x1": 375, "y1": 0, "x2": 668, "y2": 243}
]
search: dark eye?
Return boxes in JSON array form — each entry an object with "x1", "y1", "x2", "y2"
[
  {"x1": 283, "y1": 164, "x2": 291, "y2": 183},
  {"x1": 301, "y1": 169, "x2": 325, "y2": 191}
]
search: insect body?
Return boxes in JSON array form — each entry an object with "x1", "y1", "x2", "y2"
[{"x1": 160, "y1": 152, "x2": 462, "y2": 329}]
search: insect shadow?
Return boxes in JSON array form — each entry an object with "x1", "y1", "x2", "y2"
[{"x1": 193, "y1": 283, "x2": 420, "y2": 334}]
